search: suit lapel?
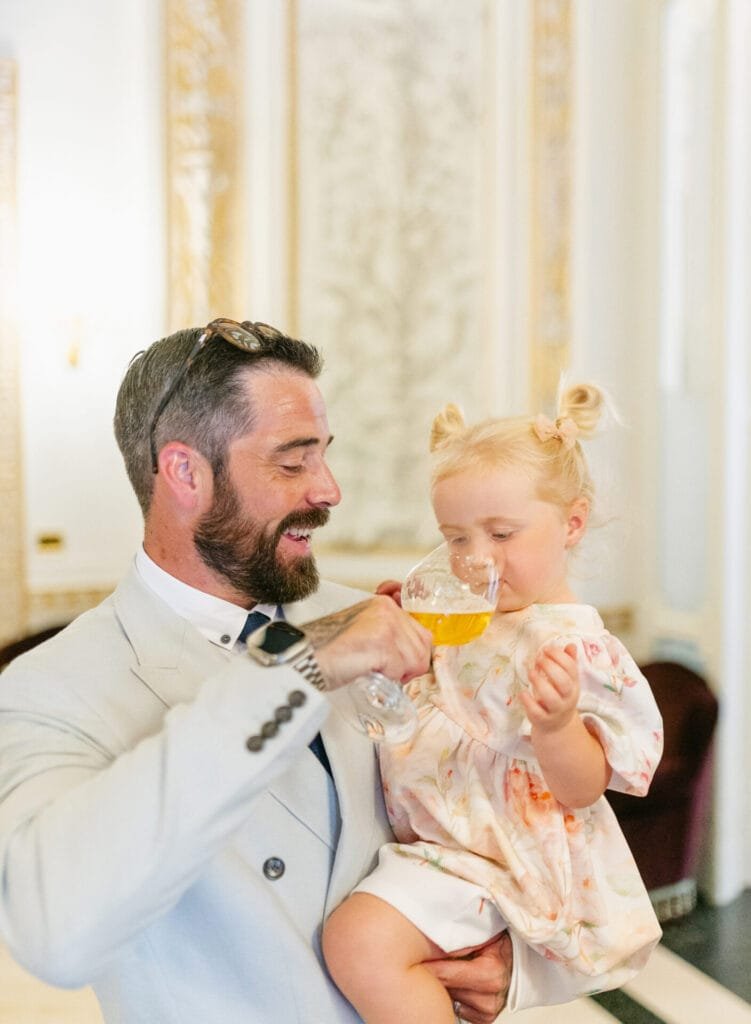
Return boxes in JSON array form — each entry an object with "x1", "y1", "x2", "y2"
[
  {"x1": 113, "y1": 567, "x2": 380, "y2": 856},
  {"x1": 287, "y1": 580, "x2": 385, "y2": 905},
  {"x1": 113, "y1": 568, "x2": 231, "y2": 708},
  {"x1": 321, "y1": 687, "x2": 384, "y2": 911}
]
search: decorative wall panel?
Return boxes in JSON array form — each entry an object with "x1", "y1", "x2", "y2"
[
  {"x1": 293, "y1": 0, "x2": 491, "y2": 550},
  {"x1": 0, "y1": 59, "x2": 25, "y2": 644},
  {"x1": 529, "y1": 0, "x2": 573, "y2": 412},
  {"x1": 165, "y1": 0, "x2": 244, "y2": 330},
  {"x1": 26, "y1": 588, "x2": 112, "y2": 634}
]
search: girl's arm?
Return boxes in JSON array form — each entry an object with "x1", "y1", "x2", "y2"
[{"x1": 520, "y1": 643, "x2": 612, "y2": 808}]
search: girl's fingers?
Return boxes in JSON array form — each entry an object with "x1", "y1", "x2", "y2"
[
  {"x1": 527, "y1": 672, "x2": 556, "y2": 710},
  {"x1": 534, "y1": 646, "x2": 578, "y2": 697},
  {"x1": 519, "y1": 689, "x2": 551, "y2": 721}
]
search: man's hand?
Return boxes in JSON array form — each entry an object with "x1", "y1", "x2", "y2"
[
  {"x1": 304, "y1": 596, "x2": 431, "y2": 691},
  {"x1": 423, "y1": 932, "x2": 513, "y2": 1023}
]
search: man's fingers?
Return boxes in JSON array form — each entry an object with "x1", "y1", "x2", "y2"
[
  {"x1": 378, "y1": 608, "x2": 432, "y2": 682},
  {"x1": 308, "y1": 595, "x2": 431, "y2": 689},
  {"x1": 446, "y1": 991, "x2": 500, "y2": 1024},
  {"x1": 424, "y1": 932, "x2": 512, "y2": 1019}
]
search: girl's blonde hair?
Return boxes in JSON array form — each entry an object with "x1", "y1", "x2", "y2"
[{"x1": 430, "y1": 382, "x2": 612, "y2": 512}]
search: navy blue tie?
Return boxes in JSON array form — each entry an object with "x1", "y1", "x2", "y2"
[
  {"x1": 238, "y1": 610, "x2": 270, "y2": 644},
  {"x1": 240, "y1": 609, "x2": 331, "y2": 775}
]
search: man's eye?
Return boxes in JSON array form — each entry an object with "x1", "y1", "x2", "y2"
[{"x1": 280, "y1": 464, "x2": 304, "y2": 474}]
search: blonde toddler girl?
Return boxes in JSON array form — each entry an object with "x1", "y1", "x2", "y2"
[{"x1": 322, "y1": 383, "x2": 663, "y2": 1023}]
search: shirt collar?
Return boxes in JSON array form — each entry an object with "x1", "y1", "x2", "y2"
[{"x1": 135, "y1": 546, "x2": 279, "y2": 651}]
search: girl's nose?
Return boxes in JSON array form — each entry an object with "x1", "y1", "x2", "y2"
[{"x1": 469, "y1": 546, "x2": 501, "y2": 595}]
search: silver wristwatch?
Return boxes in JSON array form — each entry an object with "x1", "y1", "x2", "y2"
[{"x1": 245, "y1": 619, "x2": 328, "y2": 692}]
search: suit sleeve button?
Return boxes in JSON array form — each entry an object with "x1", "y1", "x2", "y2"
[{"x1": 263, "y1": 857, "x2": 285, "y2": 880}]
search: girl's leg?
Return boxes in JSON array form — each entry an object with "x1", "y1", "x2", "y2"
[{"x1": 322, "y1": 891, "x2": 456, "y2": 1024}]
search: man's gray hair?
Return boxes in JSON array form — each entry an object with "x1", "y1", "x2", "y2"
[{"x1": 114, "y1": 324, "x2": 322, "y2": 516}]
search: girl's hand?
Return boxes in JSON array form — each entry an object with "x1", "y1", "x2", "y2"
[
  {"x1": 375, "y1": 579, "x2": 403, "y2": 606},
  {"x1": 522, "y1": 643, "x2": 611, "y2": 806},
  {"x1": 519, "y1": 642, "x2": 579, "y2": 734}
]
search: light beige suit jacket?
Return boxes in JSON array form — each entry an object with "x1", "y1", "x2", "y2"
[{"x1": 0, "y1": 565, "x2": 389, "y2": 1023}]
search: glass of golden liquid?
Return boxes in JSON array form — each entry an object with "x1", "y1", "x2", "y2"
[
  {"x1": 347, "y1": 546, "x2": 498, "y2": 743},
  {"x1": 401, "y1": 543, "x2": 499, "y2": 645}
]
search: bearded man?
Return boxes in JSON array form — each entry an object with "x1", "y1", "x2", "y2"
[{"x1": 0, "y1": 319, "x2": 578, "y2": 1024}]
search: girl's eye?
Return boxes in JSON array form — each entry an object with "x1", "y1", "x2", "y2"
[
  {"x1": 448, "y1": 536, "x2": 468, "y2": 547},
  {"x1": 492, "y1": 532, "x2": 512, "y2": 541}
]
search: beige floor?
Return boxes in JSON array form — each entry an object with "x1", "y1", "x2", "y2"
[{"x1": 0, "y1": 943, "x2": 104, "y2": 1024}]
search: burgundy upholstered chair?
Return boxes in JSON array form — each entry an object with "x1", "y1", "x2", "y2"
[{"x1": 608, "y1": 660, "x2": 719, "y2": 921}]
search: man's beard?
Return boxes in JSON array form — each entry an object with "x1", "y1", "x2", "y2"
[{"x1": 193, "y1": 471, "x2": 329, "y2": 606}]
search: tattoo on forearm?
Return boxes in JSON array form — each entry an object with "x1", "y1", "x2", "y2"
[{"x1": 304, "y1": 600, "x2": 371, "y2": 649}]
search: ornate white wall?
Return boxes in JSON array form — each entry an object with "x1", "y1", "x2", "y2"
[
  {"x1": 0, "y1": 0, "x2": 161, "y2": 624},
  {"x1": 0, "y1": 58, "x2": 24, "y2": 643},
  {"x1": 1, "y1": 0, "x2": 749, "y2": 899},
  {"x1": 294, "y1": 0, "x2": 492, "y2": 551}
]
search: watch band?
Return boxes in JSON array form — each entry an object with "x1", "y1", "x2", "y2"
[{"x1": 291, "y1": 646, "x2": 328, "y2": 692}]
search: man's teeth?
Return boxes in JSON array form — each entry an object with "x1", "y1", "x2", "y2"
[{"x1": 286, "y1": 528, "x2": 312, "y2": 541}]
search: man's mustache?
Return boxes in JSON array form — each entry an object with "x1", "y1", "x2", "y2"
[{"x1": 276, "y1": 507, "x2": 330, "y2": 537}]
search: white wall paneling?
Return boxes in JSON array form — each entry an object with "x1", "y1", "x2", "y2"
[
  {"x1": 1, "y1": 0, "x2": 164, "y2": 598},
  {"x1": 0, "y1": 0, "x2": 748, "y2": 895},
  {"x1": 293, "y1": 0, "x2": 519, "y2": 553},
  {"x1": 0, "y1": 58, "x2": 25, "y2": 642}
]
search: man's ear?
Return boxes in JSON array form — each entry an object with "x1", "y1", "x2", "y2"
[
  {"x1": 154, "y1": 442, "x2": 213, "y2": 512},
  {"x1": 565, "y1": 498, "x2": 589, "y2": 548}
]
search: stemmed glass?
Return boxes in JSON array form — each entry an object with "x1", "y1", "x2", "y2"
[
  {"x1": 347, "y1": 543, "x2": 498, "y2": 742},
  {"x1": 401, "y1": 542, "x2": 499, "y2": 645},
  {"x1": 346, "y1": 670, "x2": 419, "y2": 744}
]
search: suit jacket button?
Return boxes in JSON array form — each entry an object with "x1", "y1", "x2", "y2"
[{"x1": 263, "y1": 857, "x2": 285, "y2": 880}]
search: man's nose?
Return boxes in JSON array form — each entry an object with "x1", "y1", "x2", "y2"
[{"x1": 310, "y1": 461, "x2": 341, "y2": 508}]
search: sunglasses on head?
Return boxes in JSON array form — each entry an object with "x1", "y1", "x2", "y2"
[{"x1": 149, "y1": 317, "x2": 284, "y2": 474}]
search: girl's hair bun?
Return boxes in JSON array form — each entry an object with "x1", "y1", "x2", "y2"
[
  {"x1": 430, "y1": 402, "x2": 466, "y2": 452},
  {"x1": 557, "y1": 382, "x2": 608, "y2": 439}
]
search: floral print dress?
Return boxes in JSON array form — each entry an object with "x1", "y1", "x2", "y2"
[{"x1": 354, "y1": 604, "x2": 664, "y2": 988}]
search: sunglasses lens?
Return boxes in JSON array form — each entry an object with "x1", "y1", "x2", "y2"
[
  {"x1": 216, "y1": 324, "x2": 261, "y2": 351},
  {"x1": 241, "y1": 321, "x2": 284, "y2": 342}
]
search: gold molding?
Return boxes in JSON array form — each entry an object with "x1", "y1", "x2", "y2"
[
  {"x1": 286, "y1": 0, "x2": 300, "y2": 336},
  {"x1": 26, "y1": 588, "x2": 113, "y2": 632},
  {"x1": 529, "y1": 0, "x2": 574, "y2": 412},
  {"x1": 0, "y1": 59, "x2": 26, "y2": 645},
  {"x1": 165, "y1": 0, "x2": 245, "y2": 330}
]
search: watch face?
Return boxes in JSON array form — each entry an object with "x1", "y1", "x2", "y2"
[{"x1": 259, "y1": 620, "x2": 306, "y2": 655}]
